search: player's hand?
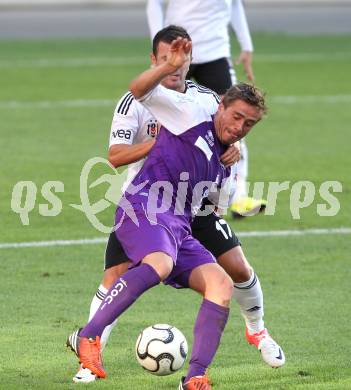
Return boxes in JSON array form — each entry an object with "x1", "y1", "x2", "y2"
[
  {"x1": 235, "y1": 51, "x2": 254, "y2": 82},
  {"x1": 220, "y1": 142, "x2": 241, "y2": 167},
  {"x1": 166, "y1": 37, "x2": 192, "y2": 70}
]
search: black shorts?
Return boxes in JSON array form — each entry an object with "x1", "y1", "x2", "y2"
[
  {"x1": 187, "y1": 57, "x2": 234, "y2": 95},
  {"x1": 104, "y1": 213, "x2": 240, "y2": 270},
  {"x1": 104, "y1": 231, "x2": 129, "y2": 270},
  {"x1": 191, "y1": 212, "x2": 240, "y2": 258}
]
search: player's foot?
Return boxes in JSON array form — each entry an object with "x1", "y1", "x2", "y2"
[
  {"x1": 246, "y1": 328, "x2": 285, "y2": 368},
  {"x1": 66, "y1": 329, "x2": 106, "y2": 378},
  {"x1": 178, "y1": 374, "x2": 212, "y2": 390},
  {"x1": 73, "y1": 364, "x2": 97, "y2": 383},
  {"x1": 230, "y1": 197, "x2": 267, "y2": 218}
]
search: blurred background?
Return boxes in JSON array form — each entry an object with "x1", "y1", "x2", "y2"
[{"x1": 1, "y1": 0, "x2": 351, "y2": 38}]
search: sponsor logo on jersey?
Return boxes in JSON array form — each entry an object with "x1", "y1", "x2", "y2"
[
  {"x1": 205, "y1": 129, "x2": 214, "y2": 147},
  {"x1": 146, "y1": 119, "x2": 159, "y2": 138},
  {"x1": 111, "y1": 129, "x2": 132, "y2": 140},
  {"x1": 215, "y1": 173, "x2": 221, "y2": 186}
]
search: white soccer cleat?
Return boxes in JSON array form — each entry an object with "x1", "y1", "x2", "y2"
[
  {"x1": 73, "y1": 364, "x2": 97, "y2": 383},
  {"x1": 246, "y1": 328, "x2": 285, "y2": 368}
]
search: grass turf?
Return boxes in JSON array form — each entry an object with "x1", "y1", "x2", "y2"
[{"x1": 0, "y1": 34, "x2": 350, "y2": 389}]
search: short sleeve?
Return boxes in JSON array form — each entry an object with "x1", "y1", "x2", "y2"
[{"x1": 109, "y1": 92, "x2": 139, "y2": 147}]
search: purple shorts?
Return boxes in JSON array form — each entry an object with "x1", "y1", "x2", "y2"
[{"x1": 115, "y1": 203, "x2": 216, "y2": 288}]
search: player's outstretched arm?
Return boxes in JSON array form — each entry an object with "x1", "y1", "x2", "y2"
[
  {"x1": 230, "y1": 0, "x2": 255, "y2": 82},
  {"x1": 108, "y1": 140, "x2": 156, "y2": 168},
  {"x1": 129, "y1": 37, "x2": 192, "y2": 99}
]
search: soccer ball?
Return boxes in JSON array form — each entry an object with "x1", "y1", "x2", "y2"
[{"x1": 135, "y1": 324, "x2": 188, "y2": 376}]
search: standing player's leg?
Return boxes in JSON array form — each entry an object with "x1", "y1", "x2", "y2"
[
  {"x1": 185, "y1": 264, "x2": 232, "y2": 389},
  {"x1": 230, "y1": 137, "x2": 267, "y2": 217},
  {"x1": 224, "y1": 57, "x2": 267, "y2": 217},
  {"x1": 73, "y1": 231, "x2": 131, "y2": 383},
  {"x1": 89, "y1": 231, "x2": 131, "y2": 349},
  {"x1": 167, "y1": 236, "x2": 232, "y2": 390},
  {"x1": 188, "y1": 58, "x2": 232, "y2": 96},
  {"x1": 232, "y1": 137, "x2": 248, "y2": 201},
  {"x1": 68, "y1": 252, "x2": 170, "y2": 378},
  {"x1": 191, "y1": 213, "x2": 285, "y2": 367},
  {"x1": 67, "y1": 206, "x2": 183, "y2": 378},
  {"x1": 190, "y1": 58, "x2": 266, "y2": 217}
]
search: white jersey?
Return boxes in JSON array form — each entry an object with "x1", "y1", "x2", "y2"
[
  {"x1": 147, "y1": 0, "x2": 253, "y2": 64},
  {"x1": 135, "y1": 82, "x2": 238, "y2": 216},
  {"x1": 109, "y1": 80, "x2": 220, "y2": 190}
]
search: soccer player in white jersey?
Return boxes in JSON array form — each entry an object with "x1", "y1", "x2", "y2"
[
  {"x1": 147, "y1": 0, "x2": 267, "y2": 217},
  {"x1": 69, "y1": 26, "x2": 284, "y2": 385}
]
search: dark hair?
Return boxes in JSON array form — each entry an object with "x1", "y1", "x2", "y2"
[
  {"x1": 152, "y1": 25, "x2": 191, "y2": 56},
  {"x1": 222, "y1": 83, "x2": 267, "y2": 114}
]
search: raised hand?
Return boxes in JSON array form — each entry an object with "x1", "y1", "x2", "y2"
[
  {"x1": 129, "y1": 37, "x2": 191, "y2": 99},
  {"x1": 166, "y1": 37, "x2": 192, "y2": 70}
]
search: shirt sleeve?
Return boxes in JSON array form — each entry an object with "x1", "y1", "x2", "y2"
[
  {"x1": 146, "y1": 0, "x2": 165, "y2": 40},
  {"x1": 109, "y1": 92, "x2": 139, "y2": 147},
  {"x1": 230, "y1": 0, "x2": 254, "y2": 52},
  {"x1": 137, "y1": 84, "x2": 205, "y2": 135},
  {"x1": 206, "y1": 91, "x2": 220, "y2": 116}
]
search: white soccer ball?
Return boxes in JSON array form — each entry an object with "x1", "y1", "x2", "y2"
[{"x1": 135, "y1": 324, "x2": 188, "y2": 376}]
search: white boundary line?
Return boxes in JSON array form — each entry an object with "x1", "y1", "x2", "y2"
[
  {"x1": 0, "y1": 227, "x2": 350, "y2": 249},
  {"x1": 0, "y1": 57, "x2": 148, "y2": 68},
  {"x1": 1, "y1": 95, "x2": 351, "y2": 110},
  {"x1": 271, "y1": 95, "x2": 351, "y2": 104},
  {"x1": 0, "y1": 99, "x2": 115, "y2": 109},
  {"x1": 0, "y1": 52, "x2": 350, "y2": 68}
]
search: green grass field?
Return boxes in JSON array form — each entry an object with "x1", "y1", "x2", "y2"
[{"x1": 1, "y1": 34, "x2": 350, "y2": 389}]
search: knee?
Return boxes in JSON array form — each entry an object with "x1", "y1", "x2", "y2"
[
  {"x1": 206, "y1": 272, "x2": 233, "y2": 306},
  {"x1": 220, "y1": 273, "x2": 234, "y2": 300},
  {"x1": 102, "y1": 264, "x2": 129, "y2": 289},
  {"x1": 156, "y1": 260, "x2": 173, "y2": 281},
  {"x1": 233, "y1": 261, "x2": 252, "y2": 283},
  {"x1": 219, "y1": 248, "x2": 252, "y2": 283},
  {"x1": 142, "y1": 252, "x2": 174, "y2": 281}
]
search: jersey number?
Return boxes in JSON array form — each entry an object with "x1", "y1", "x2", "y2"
[{"x1": 215, "y1": 219, "x2": 232, "y2": 240}]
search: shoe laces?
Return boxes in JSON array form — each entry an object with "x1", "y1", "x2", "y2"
[
  {"x1": 186, "y1": 375, "x2": 211, "y2": 389},
  {"x1": 260, "y1": 334, "x2": 278, "y2": 353},
  {"x1": 89, "y1": 337, "x2": 102, "y2": 360},
  {"x1": 81, "y1": 337, "x2": 103, "y2": 366}
]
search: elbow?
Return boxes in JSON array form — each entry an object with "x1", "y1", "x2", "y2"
[
  {"x1": 129, "y1": 79, "x2": 142, "y2": 99},
  {"x1": 108, "y1": 158, "x2": 118, "y2": 168},
  {"x1": 108, "y1": 150, "x2": 122, "y2": 168}
]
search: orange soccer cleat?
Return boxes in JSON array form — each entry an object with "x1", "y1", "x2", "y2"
[
  {"x1": 178, "y1": 373, "x2": 212, "y2": 390},
  {"x1": 67, "y1": 329, "x2": 106, "y2": 379}
]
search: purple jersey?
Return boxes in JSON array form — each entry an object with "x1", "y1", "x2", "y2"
[
  {"x1": 114, "y1": 84, "x2": 230, "y2": 286},
  {"x1": 122, "y1": 84, "x2": 231, "y2": 222}
]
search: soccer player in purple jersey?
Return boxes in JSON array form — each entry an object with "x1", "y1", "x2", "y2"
[{"x1": 67, "y1": 38, "x2": 267, "y2": 389}]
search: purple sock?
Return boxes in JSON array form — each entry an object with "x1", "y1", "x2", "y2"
[
  {"x1": 185, "y1": 299, "x2": 229, "y2": 382},
  {"x1": 80, "y1": 263, "x2": 160, "y2": 338}
]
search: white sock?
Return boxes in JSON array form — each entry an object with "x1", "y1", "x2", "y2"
[
  {"x1": 232, "y1": 271, "x2": 265, "y2": 334},
  {"x1": 88, "y1": 284, "x2": 108, "y2": 321},
  {"x1": 88, "y1": 284, "x2": 118, "y2": 351},
  {"x1": 233, "y1": 139, "x2": 249, "y2": 201}
]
